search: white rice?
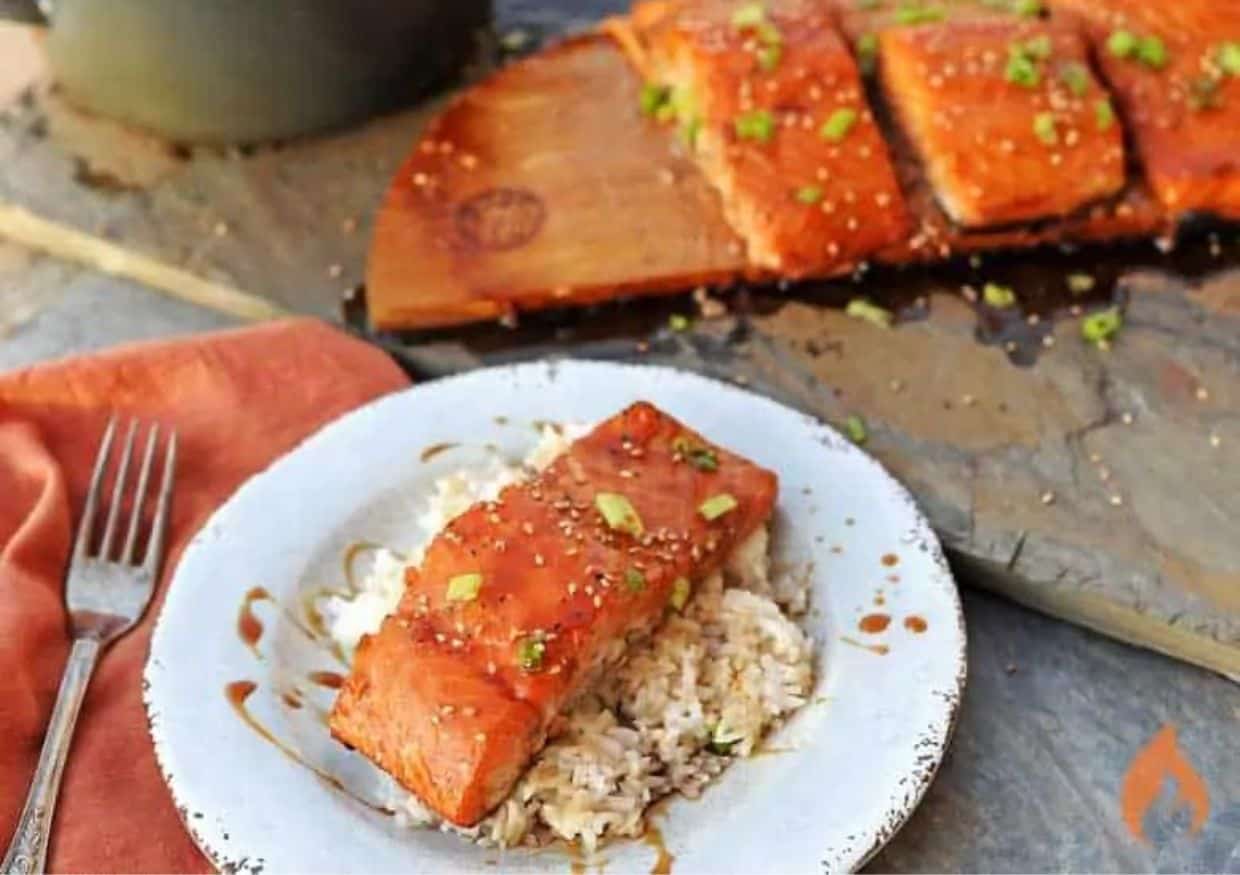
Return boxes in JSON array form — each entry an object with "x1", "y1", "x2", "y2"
[{"x1": 319, "y1": 426, "x2": 814, "y2": 851}]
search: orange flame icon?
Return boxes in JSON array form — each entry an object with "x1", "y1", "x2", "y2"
[{"x1": 1120, "y1": 724, "x2": 1210, "y2": 845}]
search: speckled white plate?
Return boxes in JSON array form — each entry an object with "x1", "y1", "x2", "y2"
[{"x1": 145, "y1": 360, "x2": 965, "y2": 875}]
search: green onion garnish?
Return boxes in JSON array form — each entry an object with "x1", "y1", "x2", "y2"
[
  {"x1": 680, "y1": 116, "x2": 703, "y2": 149},
  {"x1": 731, "y1": 1, "x2": 766, "y2": 28},
  {"x1": 856, "y1": 32, "x2": 879, "y2": 75},
  {"x1": 983, "y1": 282, "x2": 1018, "y2": 308},
  {"x1": 446, "y1": 572, "x2": 483, "y2": 602},
  {"x1": 688, "y1": 448, "x2": 719, "y2": 472},
  {"x1": 1107, "y1": 29, "x2": 1137, "y2": 59},
  {"x1": 670, "y1": 577, "x2": 691, "y2": 611},
  {"x1": 1012, "y1": 0, "x2": 1041, "y2": 17},
  {"x1": 1218, "y1": 42, "x2": 1240, "y2": 76},
  {"x1": 516, "y1": 635, "x2": 546, "y2": 671},
  {"x1": 699, "y1": 493, "x2": 739, "y2": 521},
  {"x1": 1136, "y1": 35, "x2": 1167, "y2": 69},
  {"x1": 758, "y1": 42, "x2": 783, "y2": 71},
  {"x1": 895, "y1": 3, "x2": 944, "y2": 26},
  {"x1": 1058, "y1": 62, "x2": 1089, "y2": 97},
  {"x1": 1082, "y1": 307, "x2": 1122, "y2": 346},
  {"x1": 1005, "y1": 52, "x2": 1040, "y2": 88},
  {"x1": 595, "y1": 492, "x2": 644, "y2": 536},
  {"x1": 844, "y1": 414, "x2": 868, "y2": 445},
  {"x1": 820, "y1": 107, "x2": 859, "y2": 142},
  {"x1": 1094, "y1": 99, "x2": 1115, "y2": 131},
  {"x1": 1066, "y1": 273, "x2": 1095, "y2": 294},
  {"x1": 1023, "y1": 34, "x2": 1052, "y2": 60},
  {"x1": 796, "y1": 184, "x2": 824, "y2": 205},
  {"x1": 640, "y1": 83, "x2": 671, "y2": 117},
  {"x1": 845, "y1": 297, "x2": 894, "y2": 328},
  {"x1": 669, "y1": 313, "x2": 691, "y2": 332},
  {"x1": 735, "y1": 109, "x2": 776, "y2": 143},
  {"x1": 1033, "y1": 111, "x2": 1058, "y2": 146},
  {"x1": 624, "y1": 568, "x2": 646, "y2": 592}
]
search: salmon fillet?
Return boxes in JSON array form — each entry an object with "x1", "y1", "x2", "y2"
[
  {"x1": 1049, "y1": 0, "x2": 1240, "y2": 219},
  {"x1": 627, "y1": 0, "x2": 911, "y2": 275},
  {"x1": 330, "y1": 402, "x2": 778, "y2": 826},
  {"x1": 879, "y1": 18, "x2": 1125, "y2": 227}
]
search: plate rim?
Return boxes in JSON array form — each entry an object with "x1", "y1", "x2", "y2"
[{"x1": 143, "y1": 358, "x2": 967, "y2": 874}]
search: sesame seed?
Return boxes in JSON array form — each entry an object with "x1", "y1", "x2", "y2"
[
  {"x1": 1196, "y1": 386, "x2": 1209, "y2": 401},
  {"x1": 1109, "y1": 494, "x2": 1124, "y2": 507},
  {"x1": 962, "y1": 394, "x2": 976, "y2": 407},
  {"x1": 593, "y1": 595, "x2": 603, "y2": 608},
  {"x1": 1041, "y1": 491, "x2": 1056, "y2": 505},
  {"x1": 213, "y1": 221, "x2": 230, "y2": 237},
  {"x1": 462, "y1": 706, "x2": 477, "y2": 717},
  {"x1": 534, "y1": 553, "x2": 545, "y2": 567},
  {"x1": 441, "y1": 704, "x2": 455, "y2": 715},
  {"x1": 487, "y1": 661, "x2": 497, "y2": 674},
  {"x1": 430, "y1": 715, "x2": 440, "y2": 725},
  {"x1": 522, "y1": 522, "x2": 535, "y2": 535},
  {"x1": 475, "y1": 732, "x2": 487, "y2": 743},
  {"x1": 1121, "y1": 412, "x2": 1134, "y2": 425},
  {"x1": 1210, "y1": 434, "x2": 1221, "y2": 448}
]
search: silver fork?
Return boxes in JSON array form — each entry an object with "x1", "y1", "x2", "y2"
[{"x1": 2, "y1": 417, "x2": 177, "y2": 875}]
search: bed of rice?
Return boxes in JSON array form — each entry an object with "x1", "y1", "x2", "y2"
[{"x1": 319, "y1": 426, "x2": 815, "y2": 851}]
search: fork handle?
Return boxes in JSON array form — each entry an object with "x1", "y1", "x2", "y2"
[{"x1": 2, "y1": 638, "x2": 100, "y2": 875}]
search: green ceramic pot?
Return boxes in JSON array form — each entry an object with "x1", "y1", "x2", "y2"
[{"x1": 0, "y1": 0, "x2": 490, "y2": 143}]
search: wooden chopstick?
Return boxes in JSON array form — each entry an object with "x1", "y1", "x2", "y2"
[{"x1": 0, "y1": 201, "x2": 286, "y2": 322}]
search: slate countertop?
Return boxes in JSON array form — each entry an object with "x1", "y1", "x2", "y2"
[{"x1": 1, "y1": 2, "x2": 1238, "y2": 870}]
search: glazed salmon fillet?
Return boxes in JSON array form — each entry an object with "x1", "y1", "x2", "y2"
[
  {"x1": 330, "y1": 403, "x2": 778, "y2": 826},
  {"x1": 625, "y1": 0, "x2": 910, "y2": 275},
  {"x1": 1049, "y1": 0, "x2": 1240, "y2": 219},
  {"x1": 879, "y1": 18, "x2": 1126, "y2": 227}
]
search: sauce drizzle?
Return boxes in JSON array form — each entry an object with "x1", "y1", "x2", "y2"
[
  {"x1": 858, "y1": 612, "x2": 891, "y2": 634},
  {"x1": 309, "y1": 670, "x2": 345, "y2": 690},
  {"x1": 224, "y1": 681, "x2": 391, "y2": 815},
  {"x1": 643, "y1": 823, "x2": 674, "y2": 875},
  {"x1": 841, "y1": 635, "x2": 890, "y2": 656},
  {"x1": 904, "y1": 615, "x2": 928, "y2": 634},
  {"x1": 238, "y1": 587, "x2": 272, "y2": 657},
  {"x1": 881, "y1": 553, "x2": 899, "y2": 567},
  {"x1": 420, "y1": 441, "x2": 460, "y2": 463}
]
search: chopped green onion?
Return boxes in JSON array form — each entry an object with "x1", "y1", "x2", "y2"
[
  {"x1": 1023, "y1": 34, "x2": 1052, "y2": 60},
  {"x1": 820, "y1": 107, "x2": 859, "y2": 142},
  {"x1": 669, "y1": 577, "x2": 691, "y2": 611},
  {"x1": 857, "y1": 32, "x2": 879, "y2": 75},
  {"x1": 595, "y1": 492, "x2": 644, "y2": 536},
  {"x1": 654, "y1": 102, "x2": 677, "y2": 123},
  {"x1": 844, "y1": 414, "x2": 868, "y2": 445},
  {"x1": 1136, "y1": 35, "x2": 1167, "y2": 69},
  {"x1": 1033, "y1": 111, "x2": 1058, "y2": 146},
  {"x1": 983, "y1": 282, "x2": 1018, "y2": 308},
  {"x1": 669, "y1": 313, "x2": 691, "y2": 332},
  {"x1": 1218, "y1": 42, "x2": 1240, "y2": 76},
  {"x1": 1066, "y1": 272, "x2": 1095, "y2": 294},
  {"x1": 845, "y1": 297, "x2": 893, "y2": 328},
  {"x1": 640, "y1": 83, "x2": 671, "y2": 117},
  {"x1": 688, "y1": 448, "x2": 719, "y2": 472},
  {"x1": 731, "y1": 1, "x2": 766, "y2": 28},
  {"x1": 735, "y1": 109, "x2": 776, "y2": 143},
  {"x1": 1005, "y1": 52, "x2": 1040, "y2": 88},
  {"x1": 516, "y1": 635, "x2": 546, "y2": 671},
  {"x1": 795, "y1": 184, "x2": 824, "y2": 205},
  {"x1": 1012, "y1": 0, "x2": 1041, "y2": 17},
  {"x1": 1094, "y1": 99, "x2": 1115, "y2": 131},
  {"x1": 708, "y1": 739, "x2": 736, "y2": 755},
  {"x1": 708, "y1": 722, "x2": 743, "y2": 754},
  {"x1": 679, "y1": 116, "x2": 703, "y2": 149},
  {"x1": 755, "y1": 20, "x2": 782, "y2": 46},
  {"x1": 1081, "y1": 307, "x2": 1122, "y2": 346},
  {"x1": 758, "y1": 42, "x2": 783, "y2": 71},
  {"x1": 894, "y1": 3, "x2": 944, "y2": 25},
  {"x1": 1107, "y1": 29, "x2": 1137, "y2": 59},
  {"x1": 1058, "y1": 62, "x2": 1089, "y2": 97},
  {"x1": 671, "y1": 435, "x2": 691, "y2": 456},
  {"x1": 699, "y1": 493, "x2": 739, "y2": 521},
  {"x1": 856, "y1": 0, "x2": 881, "y2": 8},
  {"x1": 624, "y1": 568, "x2": 647, "y2": 592},
  {"x1": 446, "y1": 572, "x2": 483, "y2": 602}
]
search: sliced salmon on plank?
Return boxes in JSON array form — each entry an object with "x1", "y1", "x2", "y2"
[
  {"x1": 330, "y1": 402, "x2": 778, "y2": 826},
  {"x1": 878, "y1": 19, "x2": 1125, "y2": 228},
  {"x1": 628, "y1": 0, "x2": 911, "y2": 275},
  {"x1": 1049, "y1": 0, "x2": 1240, "y2": 220}
]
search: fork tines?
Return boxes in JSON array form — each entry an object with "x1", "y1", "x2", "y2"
[{"x1": 76, "y1": 415, "x2": 177, "y2": 571}]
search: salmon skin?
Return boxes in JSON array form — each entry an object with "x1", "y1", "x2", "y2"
[
  {"x1": 1048, "y1": 0, "x2": 1240, "y2": 221},
  {"x1": 879, "y1": 18, "x2": 1125, "y2": 228},
  {"x1": 628, "y1": 0, "x2": 911, "y2": 276},
  {"x1": 330, "y1": 402, "x2": 778, "y2": 826}
]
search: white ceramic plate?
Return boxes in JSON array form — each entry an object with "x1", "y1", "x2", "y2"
[{"x1": 145, "y1": 360, "x2": 965, "y2": 874}]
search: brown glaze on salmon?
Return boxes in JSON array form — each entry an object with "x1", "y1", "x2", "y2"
[
  {"x1": 629, "y1": 0, "x2": 911, "y2": 275},
  {"x1": 1048, "y1": 0, "x2": 1240, "y2": 220},
  {"x1": 879, "y1": 19, "x2": 1125, "y2": 227},
  {"x1": 330, "y1": 403, "x2": 778, "y2": 826}
]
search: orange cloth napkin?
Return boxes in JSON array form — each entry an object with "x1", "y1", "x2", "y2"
[{"x1": 0, "y1": 319, "x2": 409, "y2": 872}]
